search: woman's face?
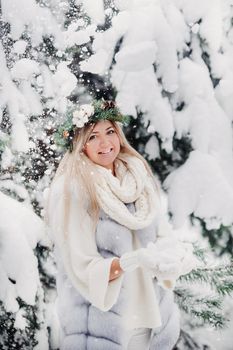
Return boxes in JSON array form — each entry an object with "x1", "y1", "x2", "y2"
[{"x1": 83, "y1": 120, "x2": 121, "y2": 172}]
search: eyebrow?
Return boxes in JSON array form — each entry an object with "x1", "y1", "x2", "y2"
[{"x1": 90, "y1": 126, "x2": 114, "y2": 134}]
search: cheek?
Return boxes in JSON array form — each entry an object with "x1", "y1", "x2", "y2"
[
  {"x1": 114, "y1": 136, "x2": 121, "y2": 151},
  {"x1": 84, "y1": 143, "x2": 97, "y2": 160}
]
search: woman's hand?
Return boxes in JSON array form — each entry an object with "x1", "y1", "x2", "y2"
[
  {"x1": 146, "y1": 238, "x2": 200, "y2": 288},
  {"x1": 118, "y1": 238, "x2": 199, "y2": 286},
  {"x1": 119, "y1": 248, "x2": 157, "y2": 273},
  {"x1": 109, "y1": 258, "x2": 124, "y2": 281}
]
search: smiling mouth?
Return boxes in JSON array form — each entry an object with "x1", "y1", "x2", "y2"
[{"x1": 98, "y1": 148, "x2": 113, "y2": 155}]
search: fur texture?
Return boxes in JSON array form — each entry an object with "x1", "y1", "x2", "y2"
[{"x1": 55, "y1": 204, "x2": 180, "y2": 350}]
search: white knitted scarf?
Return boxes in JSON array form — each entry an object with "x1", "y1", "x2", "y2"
[{"x1": 94, "y1": 153, "x2": 159, "y2": 230}]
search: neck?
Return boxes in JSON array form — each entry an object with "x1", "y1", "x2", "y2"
[{"x1": 103, "y1": 163, "x2": 116, "y2": 176}]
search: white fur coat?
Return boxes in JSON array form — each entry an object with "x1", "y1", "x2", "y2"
[{"x1": 48, "y1": 174, "x2": 180, "y2": 350}]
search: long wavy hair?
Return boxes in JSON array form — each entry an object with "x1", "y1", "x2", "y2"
[{"x1": 46, "y1": 121, "x2": 160, "y2": 236}]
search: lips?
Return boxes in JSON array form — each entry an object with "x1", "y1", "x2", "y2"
[{"x1": 98, "y1": 148, "x2": 113, "y2": 155}]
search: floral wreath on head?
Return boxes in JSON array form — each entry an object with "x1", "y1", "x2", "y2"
[{"x1": 53, "y1": 99, "x2": 130, "y2": 152}]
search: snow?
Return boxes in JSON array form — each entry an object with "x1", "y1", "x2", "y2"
[
  {"x1": 80, "y1": 0, "x2": 105, "y2": 25},
  {"x1": 14, "y1": 309, "x2": 28, "y2": 330},
  {"x1": 111, "y1": 65, "x2": 175, "y2": 151},
  {"x1": 111, "y1": 11, "x2": 131, "y2": 36},
  {"x1": 80, "y1": 19, "x2": 129, "y2": 75},
  {"x1": 145, "y1": 135, "x2": 160, "y2": 160},
  {"x1": 114, "y1": 0, "x2": 132, "y2": 11},
  {"x1": 0, "y1": 179, "x2": 29, "y2": 201},
  {"x1": 178, "y1": 0, "x2": 223, "y2": 52},
  {"x1": 12, "y1": 40, "x2": 28, "y2": 55},
  {"x1": 1, "y1": 147, "x2": 14, "y2": 169},
  {"x1": 160, "y1": 1, "x2": 190, "y2": 53},
  {"x1": 1, "y1": 0, "x2": 64, "y2": 47},
  {"x1": 176, "y1": 0, "x2": 213, "y2": 24},
  {"x1": 11, "y1": 113, "x2": 30, "y2": 153},
  {"x1": 40, "y1": 65, "x2": 55, "y2": 98},
  {"x1": 51, "y1": 62, "x2": 77, "y2": 113},
  {"x1": 151, "y1": 5, "x2": 179, "y2": 93},
  {"x1": 215, "y1": 73, "x2": 233, "y2": 120},
  {"x1": 115, "y1": 41, "x2": 157, "y2": 71},
  {"x1": 1, "y1": 0, "x2": 233, "y2": 349},
  {"x1": 80, "y1": 1, "x2": 180, "y2": 148},
  {"x1": 20, "y1": 81, "x2": 43, "y2": 115},
  {"x1": 169, "y1": 56, "x2": 233, "y2": 228},
  {"x1": 80, "y1": 49, "x2": 110, "y2": 75},
  {"x1": 34, "y1": 327, "x2": 49, "y2": 350},
  {"x1": 0, "y1": 192, "x2": 47, "y2": 311},
  {"x1": 177, "y1": 58, "x2": 213, "y2": 104},
  {"x1": 174, "y1": 96, "x2": 232, "y2": 154},
  {"x1": 199, "y1": 0, "x2": 222, "y2": 52},
  {"x1": 64, "y1": 23, "x2": 96, "y2": 47},
  {"x1": 11, "y1": 59, "x2": 40, "y2": 80},
  {"x1": 0, "y1": 43, "x2": 29, "y2": 117},
  {"x1": 164, "y1": 150, "x2": 233, "y2": 229}
]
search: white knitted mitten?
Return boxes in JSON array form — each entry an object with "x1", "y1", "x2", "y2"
[
  {"x1": 146, "y1": 238, "x2": 199, "y2": 289},
  {"x1": 119, "y1": 248, "x2": 157, "y2": 273}
]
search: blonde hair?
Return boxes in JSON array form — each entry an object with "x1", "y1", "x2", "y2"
[{"x1": 46, "y1": 121, "x2": 159, "y2": 236}]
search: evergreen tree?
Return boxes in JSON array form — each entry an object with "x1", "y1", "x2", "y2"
[{"x1": 0, "y1": 1, "x2": 79, "y2": 348}]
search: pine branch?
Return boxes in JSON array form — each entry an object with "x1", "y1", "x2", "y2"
[
  {"x1": 175, "y1": 287, "x2": 227, "y2": 329},
  {"x1": 174, "y1": 248, "x2": 233, "y2": 330},
  {"x1": 179, "y1": 263, "x2": 233, "y2": 297},
  {"x1": 174, "y1": 329, "x2": 211, "y2": 350},
  {"x1": 192, "y1": 243, "x2": 208, "y2": 263}
]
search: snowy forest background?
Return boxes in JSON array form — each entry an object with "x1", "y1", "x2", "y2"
[{"x1": 1, "y1": 0, "x2": 233, "y2": 349}]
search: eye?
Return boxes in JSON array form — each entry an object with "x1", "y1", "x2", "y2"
[
  {"x1": 88, "y1": 134, "x2": 96, "y2": 141},
  {"x1": 107, "y1": 129, "x2": 115, "y2": 135}
]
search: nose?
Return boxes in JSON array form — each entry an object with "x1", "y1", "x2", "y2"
[{"x1": 99, "y1": 136, "x2": 110, "y2": 148}]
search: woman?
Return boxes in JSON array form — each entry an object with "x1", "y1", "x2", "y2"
[{"x1": 46, "y1": 100, "x2": 194, "y2": 350}]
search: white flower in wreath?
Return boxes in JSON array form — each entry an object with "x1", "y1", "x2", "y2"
[
  {"x1": 72, "y1": 104, "x2": 95, "y2": 128},
  {"x1": 72, "y1": 110, "x2": 88, "y2": 128},
  {"x1": 80, "y1": 104, "x2": 95, "y2": 117}
]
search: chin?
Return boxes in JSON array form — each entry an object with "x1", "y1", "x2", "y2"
[
  {"x1": 98, "y1": 161, "x2": 114, "y2": 168},
  {"x1": 97, "y1": 157, "x2": 117, "y2": 169}
]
